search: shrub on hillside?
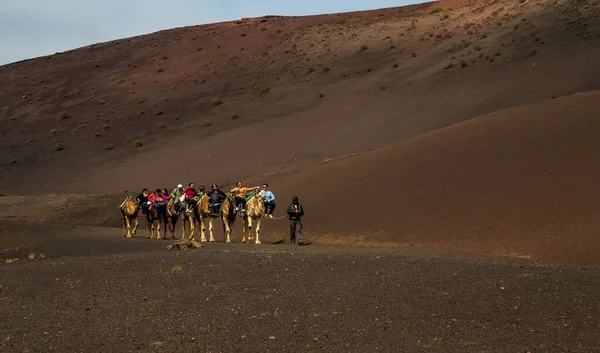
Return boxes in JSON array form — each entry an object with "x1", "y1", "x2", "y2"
[
  {"x1": 132, "y1": 140, "x2": 143, "y2": 148},
  {"x1": 56, "y1": 111, "x2": 68, "y2": 121},
  {"x1": 211, "y1": 98, "x2": 223, "y2": 107},
  {"x1": 55, "y1": 142, "x2": 65, "y2": 151}
]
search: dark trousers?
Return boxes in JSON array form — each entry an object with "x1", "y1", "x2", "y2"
[
  {"x1": 264, "y1": 201, "x2": 276, "y2": 215},
  {"x1": 235, "y1": 197, "x2": 246, "y2": 210},
  {"x1": 155, "y1": 204, "x2": 166, "y2": 219},
  {"x1": 289, "y1": 221, "x2": 303, "y2": 244},
  {"x1": 209, "y1": 203, "x2": 221, "y2": 215}
]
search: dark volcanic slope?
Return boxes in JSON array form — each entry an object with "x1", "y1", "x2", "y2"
[{"x1": 1, "y1": 243, "x2": 599, "y2": 353}]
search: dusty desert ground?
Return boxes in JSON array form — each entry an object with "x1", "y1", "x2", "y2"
[{"x1": 2, "y1": 0, "x2": 600, "y2": 351}]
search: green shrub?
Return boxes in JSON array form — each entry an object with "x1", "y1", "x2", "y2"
[
  {"x1": 104, "y1": 143, "x2": 114, "y2": 150},
  {"x1": 116, "y1": 77, "x2": 126, "y2": 83},
  {"x1": 231, "y1": 112, "x2": 240, "y2": 120},
  {"x1": 56, "y1": 111, "x2": 68, "y2": 121},
  {"x1": 132, "y1": 140, "x2": 143, "y2": 148},
  {"x1": 211, "y1": 97, "x2": 223, "y2": 106},
  {"x1": 55, "y1": 142, "x2": 65, "y2": 151},
  {"x1": 258, "y1": 85, "x2": 270, "y2": 95},
  {"x1": 156, "y1": 121, "x2": 165, "y2": 129}
]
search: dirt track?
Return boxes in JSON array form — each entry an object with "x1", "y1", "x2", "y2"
[{"x1": 1, "y1": 235, "x2": 599, "y2": 353}]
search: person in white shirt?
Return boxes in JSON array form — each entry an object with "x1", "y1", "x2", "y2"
[{"x1": 259, "y1": 183, "x2": 276, "y2": 218}]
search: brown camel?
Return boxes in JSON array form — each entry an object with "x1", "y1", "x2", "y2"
[
  {"x1": 241, "y1": 193, "x2": 266, "y2": 244},
  {"x1": 164, "y1": 198, "x2": 179, "y2": 240},
  {"x1": 119, "y1": 195, "x2": 139, "y2": 237},
  {"x1": 221, "y1": 194, "x2": 237, "y2": 243},
  {"x1": 181, "y1": 200, "x2": 199, "y2": 241},
  {"x1": 197, "y1": 194, "x2": 221, "y2": 242}
]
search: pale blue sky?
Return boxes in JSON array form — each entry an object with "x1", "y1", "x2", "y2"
[{"x1": 0, "y1": 0, "x2": 424, "y2": 66}]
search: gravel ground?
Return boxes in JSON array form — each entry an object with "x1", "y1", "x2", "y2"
[{"x1": 1, "y1": 240, "x2": 599, "y2": 353}]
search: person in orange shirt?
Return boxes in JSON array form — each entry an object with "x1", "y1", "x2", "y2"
[{"x1": 230, "y1": 181, "x2": 260, "y2": 214}]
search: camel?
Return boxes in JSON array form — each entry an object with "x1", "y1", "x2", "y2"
[
  {"x1": 181, "y1": 200, "x2": 200, "y2": 241},
  {"x1": 164, "y1": 198, "x2": 179, "y2": 240},
  {"x1": 221, "y1": 194, "x2": 237, "y2": 243},
  {"x1": 241, "y1": 193, "x2": 266, "y2": 244},
  {"x1": 197, "y1": 193, "x2": 223, "y2": 242},
  {"x1": 119, "y1": 195, "x2": 139, "y2": 237}
]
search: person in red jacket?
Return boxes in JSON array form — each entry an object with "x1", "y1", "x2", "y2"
[
  {"x1": 148, "y1": 189, "x2": 167, "y2": 220},
  {"x1": 183, "y1": 182, "x2": 199, "y2": 210}
]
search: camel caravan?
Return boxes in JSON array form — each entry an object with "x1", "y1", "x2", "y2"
[{"x1": 119, "y1": 181, "x2": 276, "y2": 244}]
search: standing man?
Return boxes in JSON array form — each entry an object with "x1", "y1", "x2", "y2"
[
  {"x1": 287, "y1": 196, "x2": 304, "y2": 245},
  {"x1": 260, "y1": 183, "x2": 276, "y2": 218}
]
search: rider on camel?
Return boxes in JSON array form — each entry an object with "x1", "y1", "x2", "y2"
[
  {"x1": 184, "y1": 182, "x2": 199, "y2": 211},
  {"x1": 136, "y1": 188, "x2": 150, "y2": 216},
  {"x1": 230, "y1": 181, "x2": 260, "y2": 214},
  {"x1": 170, "y1": 184, "x2": 185, "y2": 213}
]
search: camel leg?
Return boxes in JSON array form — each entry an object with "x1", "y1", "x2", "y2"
[
  {"x1": 247, "y1": 217, "x2": 254, "y2": 242},
  {"x1": 168, "y1": 217, "x2": 175, "y2": 240},
  {"x1": 156, "y1": 221, "x2": 161, "y2": 240},
  {"x1": 223, "y1": 219, "x2": 232, "y2": 243},
  {"x1": 123, "y1": 216, "x2": 129, "y2": 237},
  {"x1": 255, "y1": 217, "x2": 262, "y2": 245},
  {"x1": 131, "y1": 217, "x2": 139, "y2": 235},
  {"x1": 199, "y1": 215, "x2": 207, "y2": 242},
  {"x1": 209, "y1": 218, "x2": 215, "y2": 242},
  {"x1": 189, "y1": 217, "x2": 195, "y2": 241}
]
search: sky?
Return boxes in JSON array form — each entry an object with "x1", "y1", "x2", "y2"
[{"x1": 0, "y1": 0, "x2": 424, "y2": 66}]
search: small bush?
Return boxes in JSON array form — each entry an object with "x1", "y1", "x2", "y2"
[
  {"x1": 211, "y1": 97, "x2": 223, "y2": 107},
  {"x1": 55, "y1": 142, "x2": 65, "y2": 151},
  {"x1": 335, "y1": 18, "x2": 345, "y2": 25},
  {"x1": 444, "y1": 63, "x2": 454, "y2": 70},
  {"x1": 307, "y1": 67, "x2": 315, "y2": 74},
  {"x1": 231, "y1": 112, "x2": 240, "y2": 120},
  {"x1": 461, "y1": 61, "x2": 468, "y2": 68},
  {"x1": 319, "y1": 92, "x2": 324, "y2": 97},
  {"x1": 258, "y1": 85, "x2": 270, "y2": 95},
  {"x1": 138, "y1": 98, "x2": 145, "y2": 104},
  {"x1": 174, "y1": 115, "x2": 181, "y2": 120},
  {"x1": 393, "y1": 63, "x2": 399, "y2": 68},
  {"x1": 104, "y1": 143, "x2": 114, "y2": 150},
  {"x1": 366, "y1": 66, "x2": 373, "y2": 72},
  {"x1": 389, "y1": 44, "x2": 396, "y2": 49},
  {"x1": 156, "y1": 121, "x2": 165, "y2": 129},
  {"x1": 156, "y1": 67, "x2": 164, "y2": 73},
  {"x1": 56, "y1": 111, "x2": 68, "y2": 121},
  {"x1": 154, "y1": 109, "x2": 164, "y2": 116},
  {"x1": 217, "y1": 86, "x2": 226, "y2": 92},
  {"x1": 203, "y1": 120, "x2": 211, "y2": 127},
  {"x1": 473, "y1": 45, "x2": 482, "y2": 51},
  {"x1": 359, "y1": 44, "x2": 368, "y2": 51},
  {"x1": 0, "y1": 106, "x2": 9, "y2": 114},
  {"x1": 320, "y1": 66, "x2": 330, "y2": 73},
  {"x1": 138, "y1": 110, "x2": 145, "y2": 116},
  {"x1": 94, "y1": 132, "x2": 102, "y2": 137},
  {"x1": 116, "y1": 77, "x2": 126, "y2": 84},
  {"x1": 430, "y1": 8, "x2": 443, "y2": 14},
  {"x1": 240, "y1": 32, "x2": 247, "y2": 37},
  {"x1": 132, "y1": 140, "x2": 143, "y2": 148},
  {"x1": 380, "y1": 86, "x2": 387, "y2": 90},
  {"x1": 49, "y1": 129, "x2": 57, "y2": 134}
]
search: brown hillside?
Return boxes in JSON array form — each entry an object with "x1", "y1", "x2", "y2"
[
  {"x1": 1, "y1": 0, "x2": 599, "y2": 194},
  {"x1": 263, "y1": 90, "x2": 600, "y2": 266}
]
